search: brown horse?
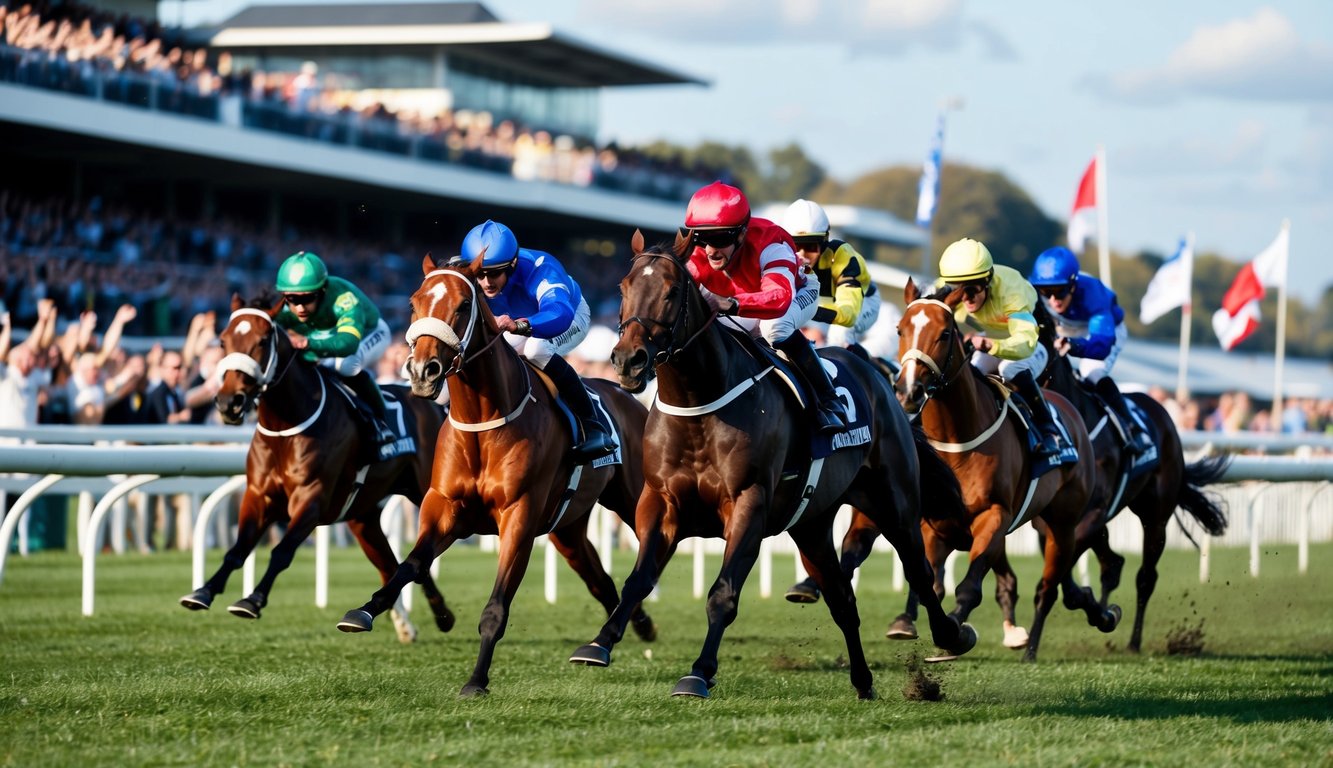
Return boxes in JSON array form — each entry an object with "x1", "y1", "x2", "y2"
[
  {"x1": 1038, "y1": 314, "x2": 1229, "y2": 652},
  {"x1": 179, "y1": 294, "x2": 455, "y2": 643},
  {"x1": 336, "y1": 254, "x2": 656, "y2": 697},
  {"x1": 569, "y1": 232, "x2": 977, "y2": 700},
  {"x1": 892, "y1": 280, "x2": 1115, "y2": 662}
]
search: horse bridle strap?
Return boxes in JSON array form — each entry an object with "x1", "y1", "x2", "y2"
[
  {"x1": 218, "y1": 308, "x2": 279, "y2": 388},
  {"x1": 653, "y1": 365, "x2": 776, "y2": 417},
  {"x1": 924, "y1": 396, "x2": 1012, "y2": 453},
  {"x1": 448, "y1": 381, "x2": 536, "y2": 432}
]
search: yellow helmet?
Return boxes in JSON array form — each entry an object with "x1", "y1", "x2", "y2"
[{"x1": 938, "y1": 238, "x2": 994, "y2": 283}]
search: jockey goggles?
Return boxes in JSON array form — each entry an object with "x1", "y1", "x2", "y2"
[
  {"x1": 684, "y1": 226, "x2": 744, "y2": 249},
  {"x1": 1037, "y1": 284, "x2": 1072, "y2": 300},
  {"x1": 946, "y1": 281, "x2": 989, "y2": 299},
  {"x1": 283, "y1": 291, "x2": 322, "y2": 307}
]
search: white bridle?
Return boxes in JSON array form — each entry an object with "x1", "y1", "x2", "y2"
[
  {"x1": 217, "y1": 308, "x2": 279, "y2": 388},
  {"x1": 404, "y1": 268, "x2": 478, "y2": 362}
]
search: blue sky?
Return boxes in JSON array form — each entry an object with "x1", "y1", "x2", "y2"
[{"x1": 168, "y1": 1, "x2": 1333, "y2": 304}]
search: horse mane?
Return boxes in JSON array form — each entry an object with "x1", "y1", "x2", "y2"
[
  {"x1": 923, "y1": 284, "x2": 954, "y2": 303},
  {"x1": 250, "y1": 290, "x2": 280, "y2": 310}
]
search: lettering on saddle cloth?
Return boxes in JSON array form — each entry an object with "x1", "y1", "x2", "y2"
[
  {"x1": 769, "y1": 355, "x2": 872, "y2": 459},
  {"x1": 986, "y1": 377, "x2": 1078, "y2": 472}
]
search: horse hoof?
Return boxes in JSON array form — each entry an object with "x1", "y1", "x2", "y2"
[
  {"x1": 1099, "y1": 604, "x2": 1123, "y2": 633},
  {"x1": 631, "y1": 614, "x2": 658, "y2": 643},
  {"x1": 569, "y1": 643, "x2": 611, "y2": 667},
  {"x1": 458, "y1": 684, "x2": 489, "y2": 698},
  {"x1": 1003, "y1": 625, "x2": 1030, "y2": 650},
  {"x1": 670, "y1": 675, "x2": 712, "y2": 698},
  {"x1": 179, "y1": 589, "x2": 212, "y2": 611},
  {"x1": 227, "y1": 599, "x2": 261, "y2": 619},
  {"x1": 857, "y1": 686, "x2": 878, "y2": 701},
  {"x1": 886, "y1": 614, "x2": 918, "y2": 640},
  {"x1": 784, "y1": 583, "x2": 821, "y2": 604},
  {"x1": 950, "y1": 622, "x2": 978, "y2": 657},
  {"x1": 337, "y1": 609, "x2": 375, "y2": 633},
  {"x1": 434, "y1": 609, "x2": 455, "y2": 634}
]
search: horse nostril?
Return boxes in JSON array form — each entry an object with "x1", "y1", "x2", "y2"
[
  {"x1": 423, "y1": 359, "x2": 442, "y2": 380},
  {"x1": 628, "y1": 348, "x2": 648, "y2": 373}
]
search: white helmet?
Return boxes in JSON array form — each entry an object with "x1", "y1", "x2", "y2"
[{"x1": 781, "y1": 199, "x2": 830, "y2": 240}]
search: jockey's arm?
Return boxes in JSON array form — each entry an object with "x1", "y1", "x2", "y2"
[
  {"x1": 305, "y1": 324, "x2": 363, "y2": 359},
  {"x1": 526, "y1": 286, "x2": 576, "y2": 338},
  {"x1": 732, "y1": 243, "x2": 798, "y2": 320},
  {"x1": 989, "y1": 310, "x2": 1039, "y2": 360},
  {"x1": 1066, "y1": 306, "x2": 1117, "y2": 360}
]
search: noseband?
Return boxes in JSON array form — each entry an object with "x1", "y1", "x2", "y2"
[
  {"x1": 217, "y1": 308, "x2": 282, "y2": 393},
  {"x1": 900, "y1": 299, "x2": 967, "y2": 401},
  {"x1": 404, "y1": 268, "x2": 507, "y2": 378}
]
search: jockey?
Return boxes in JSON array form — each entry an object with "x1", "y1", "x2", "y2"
[
  {"x1": 1030, "y1": 246, "x2": 1153, "y2": 455},
  {"x1": 937, "y1": 238, "x2": 1064, "y2": 459},
  {"x1": 274, "y1": 251, "x2": 395, "y2": 447},
  {"x1": 781, "y1": 199, "x2": 881, "y2": 360},
  {"x1": 461, "y1": 219, "x2": 616, "y2": 462},
  {"x1": 683, "y1": 181, "x2": 848, "y2": 435}
]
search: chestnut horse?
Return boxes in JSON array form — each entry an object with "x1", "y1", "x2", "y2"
[
  {"x1": 1039, "y1": 317, "x2": 1229, "y2": 651},
  {"x1": 179, "y1": 294, "x2": 455, "y2": 643},
  {"x1": 569, "y1": 233, "x2": 977, "y2": 700},
  {"x1": 892, "y1": 281, "x2": 1115, "y2": 662},
  {"x1": 336, "y1": 254, "x2": 656, "y2": 697}
]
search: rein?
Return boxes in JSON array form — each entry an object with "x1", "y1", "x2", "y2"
[
  {"x1": 619, "y1": 251, "x2": 719, "y2": 365},
  {"x1": 899, "y1": 299, "x2": 966, "y2": 401},
  {"x1": 405, "y1": 267, "x2": 534, "y2": 432},
  {"x1": 217, "y1": 307, "x2": 313, "y2": 434}
]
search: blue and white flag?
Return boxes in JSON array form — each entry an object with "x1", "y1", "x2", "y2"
[
  {"x1": 915, "y1": 113, "x2": 945, "y2": 228},
  {"x1": 1139, "y1": 233, "x2": 1194, "y2": 324}
]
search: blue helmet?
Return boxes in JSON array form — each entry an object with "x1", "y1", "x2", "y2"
[
  {"x1": 1030, "y1": 246, "x2": 1080, "y2": 286},
  {"x1": 462, "y1": 220, "x2": 519, "y2": 270}
]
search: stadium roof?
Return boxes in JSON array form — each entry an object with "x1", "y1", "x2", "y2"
[{"x1": 203, "y1": 2, "x2": 707, "y2": 88}]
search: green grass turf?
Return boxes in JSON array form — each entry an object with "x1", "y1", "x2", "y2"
[{"x1": 1, "y1": 540, "x2": 1329, "y2": 767}]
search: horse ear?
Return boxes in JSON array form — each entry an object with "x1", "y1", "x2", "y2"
[
  {"x1": 231, "y1": 293, "x2": 243, "y2": 312},
  {"x1": 421, "y1": 253, "x2": 435, "y2": 276},
  {"x1": 673, "y1": 229, "x2": 691, "y2": 258},
  {"x1": 904, "y1": 278, "x2": 920, "y2": 304},
  {"x1": 631, "y1": 228, "x2": 644, "y2": 254},
  {"x1": 267, "y1": 295, "x2": 284, "y2": 317},
  {"x1": 467, "y1": 246, "x2": 486, "y2": 274}
]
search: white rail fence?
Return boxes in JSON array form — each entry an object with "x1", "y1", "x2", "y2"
[{"x1": 0, "y1": 426, "x2": 1329, "y2": 615}]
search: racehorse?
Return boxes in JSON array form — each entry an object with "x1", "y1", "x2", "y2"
[
  {"x1": 893, "y1": 280, "x2": 1115, "y2": 662},
  {"x1": 336, "y1": 253, "x2": 656, "y2": 697},
  {"x1": 569, "y1": 231, "x2": 977, "y2": 699},
  {"x1": 1038, "y1": 309, "x2": 1229, "y2": 652},
  {"x1": 179, "y1": 294, "x2": 455, "y2": 643}
]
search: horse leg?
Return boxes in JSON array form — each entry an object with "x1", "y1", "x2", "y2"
[
  {"x1": 785, "y1": 508, "x2": 879, "y2": 604},
  {"x1": 1128, "y1": 513, "x2": 1170, "y2": 653},
  {"x1": 338, "y1": 489, "x2": 457, "y2": 633},
  {"x1": 572, "y1": 494, "x2": 676, "y2": 667},
  {"x1": 415, "y1": 570, "x2": 456, "y2": 635},
  {"x1": 345, "y1": 517, "x2": 423, "y2": 644},
  {"x1": 1091, "y1": 529, "x2": 1126, "y2": 608},
  {"x1": 990, "y1": 548, "x2": 1029, "y2": 650},
  {"x1": 887, "y1": 526, "x2": 949, "y2": 640},
  {"x1": 789, "y1": 522, "x2": 875, "y2": 699},
  {"x1": 180, "y1": 488, "x2": 275, "y2": 610},
  {"x1": 228, "y1": 502, "x2": 323, "y2": 619},
  {"x1": 460, "y1": 528, "x2": 536, "y2": 697},
  {"x1": 672, "y1": 511, "x2": 766, "y2": 699},
  {"x1": 548, "y1": 522, "x2": 656, "y2": 642}
]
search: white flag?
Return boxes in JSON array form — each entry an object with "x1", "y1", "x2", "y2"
[{"x1": 1139, "y1": 233, "x2": 1193, "y2": 324}]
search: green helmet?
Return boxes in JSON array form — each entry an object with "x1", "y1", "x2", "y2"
[{"x1": 276, "y1": 251, "x2": 329, "y2": 293}]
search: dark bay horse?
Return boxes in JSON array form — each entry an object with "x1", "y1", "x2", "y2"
[
  {"x1": 1039, "y1": 316, "x2": 1229, "y2": 652},
  {"x1": 570, "y1": 232, "x2": 976, "y2": 699},
  {"x1": 179, "y1": 294, "x2": 455, "y2": 643},
  {"x1": 893, "y1": 281, "x2": 1115, "y2": 662},
  {"x1": 336, "y1": 254, "x2": 655, "y2": 697}
]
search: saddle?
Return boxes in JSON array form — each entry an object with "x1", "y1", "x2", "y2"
[
  {"x1": 525, "y1": 360, "x2": 622, "y2": 469},
  {"x1": 1080, "y1": 383, "x2": 1162, "y2": 477},
  {"x1": 985, "y1": 375, "x2": 1078, "y2": 477},
  {"x1": 326, "y1": 372, "x2": 417, "y2": 464}
]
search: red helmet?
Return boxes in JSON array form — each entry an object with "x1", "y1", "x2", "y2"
[{"x1": 684, "y1": 181, "x2": 750, "y2": 229}]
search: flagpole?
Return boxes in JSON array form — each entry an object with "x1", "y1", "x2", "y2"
[
  {"x1": 1271, "y1": 219, "x2": 1290, "y2": 432},
  {"x1": 1176, "y1": 231, "x2": 1194, "y2": 403},
  {"x1": 1095, "y1": 143, "x2": 1111, "y2": 289}
]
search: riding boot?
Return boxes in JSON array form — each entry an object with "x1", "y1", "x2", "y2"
[
  {"x1": 544, "y1": 353, "x2": 617, "y2": 462},
  {"x1": 776, "y1": 333, "x2": 848, "y2": 435},
  {"x1": 1095, "y1": 376, "x2": 1153, "y2": 455},
  {"x1": 346, "y1": 370, "x2": 395, "y2": 444},
  {"x1": 1011, "y1": 370, "x2": 1060, "y2": 458}
]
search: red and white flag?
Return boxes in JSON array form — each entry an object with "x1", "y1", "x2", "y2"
[
  {"x1": 1067, "y1": 156, "x2": 1098, "y2": 254},
  {"x1": 1211, "y1": 224, "x2": 1289, "y2": 350}
]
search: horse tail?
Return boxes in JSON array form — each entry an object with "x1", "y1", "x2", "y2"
[
  {"x1": 1174, "y1": 453, "x2": 1231, "y2": 545},
  {"x1": 912, "y1": 426, "x2": 966, "y2": 523}
]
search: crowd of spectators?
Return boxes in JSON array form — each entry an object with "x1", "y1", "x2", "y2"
[{"x1": 0, "y1": 0, "x2": 723, "y2": 200}]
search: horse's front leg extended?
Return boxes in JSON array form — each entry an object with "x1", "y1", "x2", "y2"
[
  {"x1": 338, "y1": 489, "x2": 457, "y2": 633},
  {"x1": 181, "y1": 487, "x2": 276, "y2": 611},
  {"x1": 790, "y1": 519, "x2": 874, "y2": 699},
  {"x1": 573, "y1": 492, "x2": 675, "y2": 666},
  {"x1": 228, "y1": 492, "x2": 325, "y2": 619},
  {"x1": 460, "y1": 517, "x2": 537, "y2": 697}
]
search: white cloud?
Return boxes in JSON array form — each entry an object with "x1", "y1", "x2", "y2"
[
  {"x1": 1089, "y1": 7, "x2": 1333, "y2": 104},
  {"x1": 1117, "y1": 120, "x2": 1269, "y2": 175}
]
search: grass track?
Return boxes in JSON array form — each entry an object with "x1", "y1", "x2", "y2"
[{"x1": 1, "y1": 541, "x2": 1330, "y2": 767}]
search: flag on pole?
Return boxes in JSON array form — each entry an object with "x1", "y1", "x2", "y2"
[
  {"x1": 1067, "y1": 156, "x2": 1098, "y2": 254},
  {"x1": 915, "y1": 113, "x2": 945, "y2": 228},
  {"x1": 1211, "y1": 225, "x2": 1289, "y2": 350},
  {"x1": 1139, "y1": 233, "x2": 1194, "y2": 324}
]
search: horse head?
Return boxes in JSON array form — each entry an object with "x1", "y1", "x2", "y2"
[
  {"x1": 895, "y1": 279, "x2": 970, "y2": 416},
  {"x1": 215, "y1": 292, "x2": 286, "y2": 425},
  {"x1": 611, "y1": 229, "x2": 702, "y2": 393},
  {"x1": 404, "y1": 252, "x2": 498, "y2": 399}
]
